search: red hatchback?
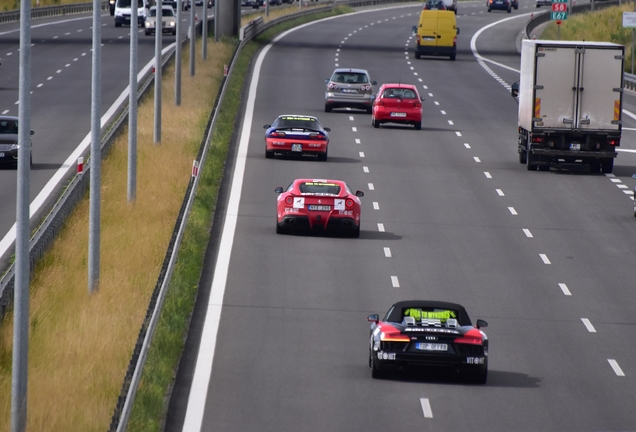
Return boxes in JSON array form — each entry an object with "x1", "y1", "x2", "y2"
[{"x1": 371, "y1": 84, "x2": 424, "y2": 130}]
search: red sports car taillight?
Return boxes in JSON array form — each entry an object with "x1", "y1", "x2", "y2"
[
  {"x1": 270, "y1": 131, "x2": 286, "y2": 137},
  {"x1": 285, "y1": 196, "x2": 293, "y2": 205},
  {"x1": 345, "y1": 199, "x2": 354, "y2": 208},
  {"x1": 328, "y1": 83, "x2": 338, "y2": 90},
  {"x1": 309, "y1": 133, "x2": 323, "y2": 139}
]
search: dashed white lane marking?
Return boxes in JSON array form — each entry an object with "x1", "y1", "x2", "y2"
[
  {"x1": 65, "y1": 63, "x2": 70, "y2": 67},
  {"x1": 428, "y1": 92, "x2": 433, "y2": 97},
  {"x1": 37, "y1": 83, "x2": 43, "y2": 88},
  {"x1": 352, "y1": 127, "x2": 357, "y2": 132},
  {"x1": 391, "y1": 276, "x2": 400, "y2": 287},
  {"x1": 384, "y1": 247, "x2": 392, "y2": 258},
  {"x1": 539, "y1": 254, "x2": 551, "y2": 264},
  {"x1": 363, "y1": 166, "x2": 369, "y2": 173},
  {"x1": 440, "y1": 110, "x2": 446, "y2": 115},
  {"x1": 605, "y1": 173, "x2": 616, "y2": 177},
  {"x1": 47, "y1": 76, "x2": 52, "y2": 80},
  {"x1": 455, "y1": 131, "x2": 462, "y2": 137},
  {"x1": 484, "y1": 172, "x2": 492, "y2": 178},
  {"x1": 418, "y1": 78, "x2": 422, "y2": 82},
  {"x1": 2, "y1": 110, "x2": 9, "y2": 115},
  {"x1": 434, "y1": 101, "x2": 439, "y2": 106},
  {"x1": 464, "y1": 143, "x2": 471, "y2": 149},
  {"x1": 508, "y1": 207, "x2": 517, "y2": 215},
  {"x1": 373, "y1": 202, "x2": 379, "y2": 210},
  {"x1": 349, "y1": 116, "x2": 354, "y2": 121},
  {"x1": 617, "y1": 184, "x2": 628, "y2": 189},
  {"x1": 473, "y1": 156, "x2": 481, "y2": 163},
  {"x1": 410, "y1": 66, "x2": 414, "y2": 70},
  {"x1": 610, "y1": 178, "x2": 621, "y2": 183},
  {"x1": 420, "y1": 398, "x2": 433, "y2": 418},
  {"x1": 65, "y1": 32, "x2": 70, "y2": 35},
  {"x1": 355, "y1": 138, "x2": 361, "y2": 144},
  {"x1": 559, "y1": 283, "x2": 571, "y2": 296},
  {"x1": 359, "y1": 151, "x2": 365, "y2": 158},
  {"x1": 496, "y1": 189, "x2": 504, "y2": 196},
  {"x1": 368, "y1": 183, "x2": 374, "y2": 190},
  {"x1": 56, "y1": 69, "x2": 61, "y2": 73},
  {"x1": 523, "y1": 228, "x2": 533, "y2": 238},
  {"x1": 581, "y1": 318, "x2": 596, "y2": 333},
  {"x1": 377, "y1": 223, "x2": 385, "y2": 232},
  {"x1": 423, "y1": 85, "x2": 428, "y2": 89},
  {"x1": 608, "y1": 359, "x2": 625, "y2": 376},
  {"x1": 413, "y1": 72, "x2": 418, "y2": 76},
  {"x1": 448, "y1": 120, "x2": 454, "y2": 125}
]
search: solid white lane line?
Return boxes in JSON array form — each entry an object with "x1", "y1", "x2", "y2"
[
  {"x1": 558, "y1": 283, "x2": 571, "y2": 295},
  {"x1": 496, "y1": 189, "x2": 504, "y2": 196},
  {"x1": 355, "y1": 138, "x2": 361, "y2": 144},
  {"x1": 368, "y1": 183, "x2": 374, "y2": 190},
  {"x1": 473, "y1": 156, "x2": 481, "y2": 163},
  {"x1": 420, "y1": 398, "x2": 433, "y2": 418},
  {"x1": 391, "y1": 276, "x2": 400, "y2": 287},
  {"x1": 359, "y1": 151, "x2": 365, "y2": 158},
  {"x1": 523, "y1": 228, "x2": 533, "y2": 238},
  {"x1": 377, "y1": 223, "x2": 385, "y2": 232},
  {"x1": 581, "y1": 318, "x2": 596, "y2": 333},
  {"x1": 484, "y1": 172, "x2": 492, "y2": 178},
  {"x1": 373, "y1": 202, "x2": 379, "y2": 210},
  {"x1": 508, "y1": 207, "x2": 517, "y2": 215},
  {"x1": 464, "y1": 143, "x2": 471, "y2": 148},
  {"x1": 608, "y1": 359, "x2": 625, "y2": 376},
  {"x1": 363, "y1": 166, "x2": 369, "y2": 173},
  {"x1": 455, "y1": 131, "x2": 462, "y2": 137},
  {"x1": 540, "y1": 254, "x2": 551, "y2": 264},
  {"x1": 384, "y1": 247, "x2": 392, "y2": 258}
]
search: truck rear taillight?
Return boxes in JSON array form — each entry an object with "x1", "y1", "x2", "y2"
[
  {"x1": 608, "y1": 138, "x2": 620, "y2": 146},
  {"x1": 453, "y1": 36, "x2": 457, "y2": 46},
  {"x1": 416, "y1": 34, "x2": 420, "y2": 44},
  {"x1": 531, "y1": 136, "x2": 545, "y2": 143}
]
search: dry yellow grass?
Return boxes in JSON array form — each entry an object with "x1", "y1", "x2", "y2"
[
  {"x1": 0, "y1": 39, "x2": 234, "y2": 431},
  {"x1": 241, "y1": 2, "x2": 326, "y2": 26}
]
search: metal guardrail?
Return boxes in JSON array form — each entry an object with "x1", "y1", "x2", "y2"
[
  {"x1": 625, "y1": 72, "x2": 636, "y2": 90},
  {"x1": 0, "y1": 1, "x2": 109, "y2": 24}
]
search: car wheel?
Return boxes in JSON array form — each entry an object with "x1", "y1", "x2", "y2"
[
  {"x1": 539, "y1": 164, "x2": 550, "y2": 171},
  {"x1": 351, "y1": 225, "x2": 360, "y2": 238},
  {"x1": 507, "y1": 7, "x2": 511, "y2": 12},
  {"x1": 324, "y1": 104, "x2": 332, "y2": 113},
  {"x1": 172, "y1": 30, "x2": 176, "y2": 35},
  {"x1": 30, "y1": 153, "x2": 32, "y2": 168},
  {"x1": 373, "y1": 118, "x2": 379, "y2": 128},
  {"x1": 470, "y1": 365, "x2": 488, "y2": 384},
  {"x1": 450, "y1": 54, "x2": 456, "y2": 61},
  {"x1": 276, "y1": 221, "x2": 286, "y2": 234},
  {"x1": 601, "y1": 158, "x2": 614, "y2": 174},
  {"x1": 370, "y1": 350, "x2": 386, "y2": 379},
  {"x1": 414, "y1": 51, "x2": 421, "y2": 59},
  {"x1": 527, "y1": 154, "x2": 538, "y2": 171},
  {"x1": 487, "y1": 6, "x2": 491, "y2": 11},
  {"x1": 514, "y1": 4, "x2": 518, "y2": 8},
  {"x1": 115, "y1": 22, "x2": 122, "y2": 27},
  {"x1": 145, "y1": 30, "x2": 150, "y2": 35},
  {"x1": 589, "y1": 161, "x2": 601, "y2": 173},
  {"x1": 366, "y1": 106, "x2": 372, "y2": 114},
  {"x1": 414, "y1": 121, "x2": 421, "y2": 130},
  {"x1": 518, "y1": 150, "x2": 527, "y2": 164},
  {"x1": 317, "y1": 149, "x2": 328, "y2": 162},
  {"x1": 265, "y1": 149, "x2": 274, "y2": 159}
]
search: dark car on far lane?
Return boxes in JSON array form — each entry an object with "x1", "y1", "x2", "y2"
[
  {"x1": 487, "y1": 0, "x2": 511, "y2": 12},
  {"x1": 0, "y1": 116, "x2": 33, "y2": 168}
]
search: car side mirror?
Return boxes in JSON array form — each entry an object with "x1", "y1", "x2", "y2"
[
  {"x1": 263, "y1": 124, "x2": 271, "y2": 129},
  {"x1": 355, "y1": 190, "x2": 364, "y2": 197},
  {"x1": 511, "y1": 81, "x2": 519, "y2": 99},
  {"x1": 372, "y1": 80, "x2": 378, "y2": 86},
  {"x1": 324, "y1": 127, "x2": 331, "y2": 132},
  {"x1": 274, "y1": 187, "x2": 284, "y2": 194},
  {"x1": 325, "y1": 79, "x2": 329, "y2": 83},
  {"x1": 420, "y1": 96, "x2": 425, "y2": 101},
  {"x1": 456, "y1": 27, "x2": 460, "y2": 35},
  {"x1": 30, "y1": 130, "x2": 34, "y2": 135},
  {"x1": 476, "y1": 319, "x2": 488, "y2": 329},
  {"x1": 411, "y1": 25, "x2": 417, "y2": 33},
  {"x1": 367, "y1": 314, "x2": 379, "y2": 323}
]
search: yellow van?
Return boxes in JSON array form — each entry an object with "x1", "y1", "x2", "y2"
[{"x1": 413, "y1": 9, "x2": 459, "y2": 61}]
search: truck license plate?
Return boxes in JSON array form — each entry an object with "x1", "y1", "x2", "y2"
[
  {"x1": 291, "y1": 144, "x2": 302, "y2": 152},
  {"x1": 570, "y1": 143, "x2": 581, "y2": 151}
]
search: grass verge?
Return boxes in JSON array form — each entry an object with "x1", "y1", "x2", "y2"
[
  {"x1": 540, "y1": 3, "x2": 635, "y2": 71},
  {"x1": 125, "y1": 5, "x2": 352, "y2": 431}
]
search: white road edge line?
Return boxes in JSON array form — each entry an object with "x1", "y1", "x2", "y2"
[
  {"x1": 420, "y1": 398, "x2": 433, "y2": 418},
  {"x1": 608, "y1": 359, "x2": 625, "y2": 376}
]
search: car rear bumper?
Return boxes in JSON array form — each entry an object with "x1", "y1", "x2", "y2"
[
  {"x1": 266, "y1": 140, "x2": 327, "y2": 155},
  {"x1": 488, "y1": 2, "x2": 511, "y2": 9},
  {"x1": 325, "y1": 93, "x2": 372, "y2": 109},
  {"x1": 278, "y1": 215, "x2": 359, "y2": 233},
  {"x1": 415, "y1": 45, "x2": 456, "y2": 57},
  {"x1": 374, "y1": 108, "x2": 421, "y2": 123},
  {"x1": 373, "y1": 350, "x2": 486, "y2": 370}
]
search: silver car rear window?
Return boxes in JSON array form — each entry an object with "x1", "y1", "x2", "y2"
[{"x1": 331, "y1": 73, "x2": 369, "y2": 84}]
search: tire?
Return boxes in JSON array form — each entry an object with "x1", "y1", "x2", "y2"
[
  {"x1": 526, "y1": 153, "x2": 538, "y2": 171},
  {"x1": 324, "y1": 104, "x2": 332, "y2": 113},
  {"x1": 414, "y1": 121, "x2": 421, "y2": 130},
  {"x1": 366, "y1": 106, "x2": 372, "y2": 114},
  {"x1": 30, "y1": 153, "x2": 32, "y2": 168},
  {"x1": 470, "y1": 365, "x2": 488, "y2": 384},
  {"x1": 601, "y1": 158, "x2": 614, "y2": 174},
  {"x1": 450, "y1": 54, "x2": 456, "y2": 61},
  {"x1": 507, "y1": 7, "x2": 511, "y2": 12},
  {"x1": 265, "y1": 149, "x2": 274, "y2": 159},
  {"x1": 370, "y1": 350, "x2": 386, "y2": 379},
  {"x1": 317, "y1": 149, "x2": 328, "y2": 162},
  {"x1": 539, "y1": 164, "x2": 550, "y2": 171},
  {"x1": 145, "y1": 30, "x2": 150, "y2": 35},
  {"x1": 487, "y1": 7, "x2": 491, "y2": 11},
  {"x1": 351, "y1": 225, "x2": 360, "y2": 238},
  {"x1": 115, "y1": 22, "x2": 122, "y2": 27},
  {"x1": 518, "y1": 150, "x2": 527, "y2": 164},
  {"x1": 415, "y1": 51, "x2": 421, "y2": 59},
  {"x1": 276, "y1": 221, "x2": 285, "y2": 234},
  {"x1": 589, "y1": 161, "x2": 601, "y2": 173},
  {"x1": 372, "y1": 117, "x2": 380, "y2": 128},
  {"x1": 172, "y1": 30, "x2": 177, "y2": 35}
]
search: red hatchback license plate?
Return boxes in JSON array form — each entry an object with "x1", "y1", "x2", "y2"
[
  {"x1": 390, "y1": 112, "x2": 407, "y2": 117},
  {"x1": 308, "y1": 205, "x2": 331, "y2": 211}
]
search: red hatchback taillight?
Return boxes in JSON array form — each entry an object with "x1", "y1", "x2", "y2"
[{"x1": 285, "y1": 196, "x2": 293, "y2": 205}]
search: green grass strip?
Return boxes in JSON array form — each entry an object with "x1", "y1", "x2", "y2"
[{"x1": 126, "y1": 7, "x2": 352, "y2": 431}]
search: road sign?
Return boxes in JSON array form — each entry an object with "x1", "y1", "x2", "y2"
[
  {"x1": 556, "y1": 19, "x2": 562, "y2": 25},
  {"x1": 551, "y1": 11, "x2": 568, "y2": 20},
  {"x1": 551, "y1": 2, "x2": 567, "y2": 12},
  {"x1": 623, "y1": 12, "x2": 636, "y2": 28}
]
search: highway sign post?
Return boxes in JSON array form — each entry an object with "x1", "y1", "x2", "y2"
[
  {"x1": 551, "y1": 0, "x2": 568, "y2": 39},
  {"x1": 623, "y1": 12, "x2": 636, "y2": 73}
]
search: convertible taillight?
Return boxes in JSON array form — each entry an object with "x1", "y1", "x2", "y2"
[
  {"x1": 380, "y1": 332, "x2": 410, "y2": 342},
  {"x1": 345, "y1": 199, "x2": 354, "y2": 208},
  {"x1": 455, "y1": 329, "x2": 483, "y2": 345},
  {"x1": 285, "y1": 196, "x2": 293, "y2": 205}
]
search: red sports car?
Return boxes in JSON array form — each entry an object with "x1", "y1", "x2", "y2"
[
  {"x1": 264, "y1": 115, "x2": 330, "y2": 161},
  {"x1": 371, "y1": 84, "x2": 424, "y2": 130},
  {"x1": 274, "y1": 179, "x2": 364, "y2": 237}
]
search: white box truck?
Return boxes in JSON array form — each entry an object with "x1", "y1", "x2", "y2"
[{"x1": 511, "y1": 40, "x2": 624, "y2": 173}]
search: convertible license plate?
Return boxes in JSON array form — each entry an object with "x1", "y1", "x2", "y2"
[
  {"x1": 390, "y1": 112, "x2": 407, "y2": 117},
  {"x1": 570, "y1": 143, "x2": 581, "y2": 151},
  {"x1": 416, "y1": 343, "x2": 448, "y2": 351},
  {"x1": 291, "y1": 143, "x2": 302, "y2": 152},
  {"x1": 308, "y1": 205, "x2": 331, "y2": 211}
]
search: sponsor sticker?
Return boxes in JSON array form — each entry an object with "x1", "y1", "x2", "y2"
[
  {"x1": 377, "y1": 351, "x2": 396, "y2": 360},
  {"x1": 466, "y1": 357, "x2": 485, "y2": 365}
]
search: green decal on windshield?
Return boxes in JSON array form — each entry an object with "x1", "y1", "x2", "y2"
[{"x1": 404, "y1": 309, "x2": 456, "y2": 322}]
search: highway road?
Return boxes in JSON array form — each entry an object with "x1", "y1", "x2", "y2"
[{"x1": 166, "y1": 1, "x2": 636, "y2": 431}]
